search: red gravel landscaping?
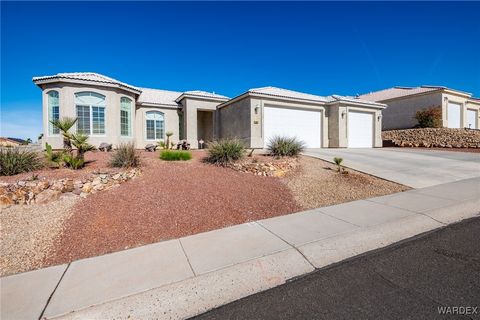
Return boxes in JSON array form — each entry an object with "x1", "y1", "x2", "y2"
[{"x1": 45, "y1": 151, "x2": 301, "y2": 266}]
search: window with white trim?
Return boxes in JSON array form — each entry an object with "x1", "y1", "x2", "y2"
[
  {"x1": 120, "y1": 97, "x2": 132, "y2": 136},
  {"x1": 75, "y1": 92, "x2": 106, "y2": 135},
  {"x1": 48, "y1": 91, "x2": 60, "y2": 135},
  {"x1": 145, "y1": 111, "x2": 164, "y2": 140}
]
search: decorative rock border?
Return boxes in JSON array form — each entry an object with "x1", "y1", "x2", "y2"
[
  {"x1": 0, "y1": 168, "x2": 141, "y2": 210},
  {"x1": 227, "y1": 157, "x2": 299, "y2": 177},
  {"x1": 382, "y1": 128, "x2": 480, "y2": 148}
]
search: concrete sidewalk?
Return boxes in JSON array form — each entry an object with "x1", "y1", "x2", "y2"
[{"x1": 1, "y1": 177, "x2": 479, "y2": 320}]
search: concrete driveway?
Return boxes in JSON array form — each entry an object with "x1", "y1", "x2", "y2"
[{"x1": 303, "y1": 148, "x2": 480, "y2": 188}]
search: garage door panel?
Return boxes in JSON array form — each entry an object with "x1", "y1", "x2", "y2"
[
  {"x1": 348, "y1": 111, "x2": 373, "y2": 148},
  {"x1": 447, "y1": 103, "x2": 461, "y2": 128},
  {"x1": 466, "y1": 109, "x2": 478, "y2": 129},
  {"x1": 264, "y1": 107, "x2": 321, "y2": 148}
]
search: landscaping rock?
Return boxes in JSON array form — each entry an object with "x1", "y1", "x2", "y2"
[
  {"x1": 35, "y1": 189, "x2": 61, "y2": 204},
  {"x1": 62, "y1": 179, "x2": 74, "y2": 193},
  {"x1": 383, "y1": 128, "x2": 480, "y2": 149},
  {"x1": 145, "y1": 144, "x2": 157, "y2": 152},
  {"x1": 98, "y1": 142, "x2": 112, "y2": 152}
]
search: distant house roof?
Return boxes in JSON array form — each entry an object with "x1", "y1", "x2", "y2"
[
  {"x1": 358, "y1": 85, "x2": 472, "y2": 102},
  {"x1": 33, "y1": 72, "x2": 141, "y2": 93},
  {"x1": 137, "y1": 87, "x2": 182, "y2": 106}
]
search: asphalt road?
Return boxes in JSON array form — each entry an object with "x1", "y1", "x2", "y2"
[{"x1": 193, "y1": 217, "x2": 480, "y2": 320}]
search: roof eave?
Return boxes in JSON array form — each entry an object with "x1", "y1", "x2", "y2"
[
  {"x1": 175, "y1": 93, "x2": 229, "y2": 103},
  {"x1": 32, "y1": 77, "x2": 142, "y2": 95},
  {"x1": 137, "y1": 102, "x2": 180, "y2": 109},
  {"x1": 327, "y1": 99, "x2": 387, "y2": 109}
]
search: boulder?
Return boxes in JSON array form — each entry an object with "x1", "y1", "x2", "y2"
[
  {"x1": 145, "y1": 144, "x2": 157, "y2": 152},
  {"x1": 35, "y1": 189, "x2": 61, "y2": 204},
  {"x1": 98, "y1": 142, "x2": 112, "y2": 152},
  {"x1": 62, "y1": 179, "x2": 74, "y2": 193}
]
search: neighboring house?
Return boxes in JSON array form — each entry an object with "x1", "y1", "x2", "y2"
[
  {"x1": 358, "y1": 86, "x2": 480, "y2": 130},
  {"x1": 0, "y1": 137, "x2": 22, "y2": 147},
  {"x1": 33, "y1": 72, "x2": 385, "y2": 149}
]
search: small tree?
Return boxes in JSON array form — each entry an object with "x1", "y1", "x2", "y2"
[
  {"x1": 333, "y1": 157, "x2": 344, "y2": 173},
  {"x1": 50, "y1": 117, "x2": 77, "y2": 153},
  {"x1": 415, "y1": 106, "x2": 442, "y2": 128},
  {"x1": 71, "y1": 133, "x2": 95, "y2": 161}
]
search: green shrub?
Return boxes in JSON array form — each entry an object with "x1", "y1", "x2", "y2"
[
  {"x1": 0, "y1": 148, "x2": 44, "y2": 176},
  {"x1": 160, "y1": 150, "x2": 192, "y2": 161},
  {"x1": 63, "y1": 154, "x2": 85, "y2": 170},
  {"x1": 267, "y1": 136, "x2": 305, "y2": 157},
  {"x1": 333, "y1": 157, "x2": 344, "y2": 172},
  {"x1": 205, "y1": 138, "x2": 245, "y2": 164},
  {"x1": 45, "y1": 143, "x2": 63, "y2": 168},
  {"x1": 415, "y1": 106, "x2": 442, "y2": 128},
  {"x1": 110, "y1": 142, "x2": 140, "y2": 167}
]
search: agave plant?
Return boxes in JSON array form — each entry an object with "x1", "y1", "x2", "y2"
[
  {"x1": 50, "y1": 117, "x2": 77, "y2": 153},
  {"x1": 333, "y1": 157, "x2": 344, "y2": 173}
]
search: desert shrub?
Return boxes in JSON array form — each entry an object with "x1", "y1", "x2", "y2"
[
  {"x1": 160, "y1": 150, "x2": 192, "y2": 161},
  {"x1": 415, "y1": 106, "x2": 442, "y2": 128},
  {"x1": 45, "y1": 143, "x2": 63, "y2": 168},
  {"x1": 333, "y1": 157, "x2": 344, "y2": 172},
  {"x1": 63, "y1": 154, "x2": 85, "y2": 170},
  {"x1": 0, "y1": 148, "x2": 44, "y2": 176},
  {"x1": 205, "y1": 138, "x2": 245, "y2": 164},
  {"x1": 267, "y1": 136, "x2": 305, "y2": 157},
  {"x1": 110, "y1": 142, "x2": 140, "y2": 167}
]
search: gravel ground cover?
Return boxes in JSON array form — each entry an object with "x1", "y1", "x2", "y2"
[
  {"x1": 2, "y1": 151, "x2": 408, "y2": 275},
  {"x1": 0, "y1": 194, "x2": 78, "y2": 276},
  {"x1": 284, "y1": 156, "x2": 409, "y2": 209}
]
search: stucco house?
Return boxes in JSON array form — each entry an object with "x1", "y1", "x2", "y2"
[
  {"x1": 358, "y1": 86, "x2": 480, "y2": 130},
  {"x1": 33, "y1": 72, "x2": 385, "y2": 149}
]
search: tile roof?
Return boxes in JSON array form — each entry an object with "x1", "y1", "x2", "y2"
[
  {"x1": 182, "y1": 90, "x2": 229, "y2": 100},
  {"x1": 248, "y1": 86, "x2": 328, "y2": 103},
  {"x1": 32, "y1": 72, "x2": 141, "y2": 92},
  {"x1": 137, "y1": 87, "x2": 182, "y2": 106},
  {"x1": 358, "y1": 86, "x2": 454, "y2": 102}
]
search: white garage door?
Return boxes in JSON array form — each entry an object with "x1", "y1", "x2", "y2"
[
  {"x1": 466, "y1": 109, "x2": 478, "y2": 129},
  {"x1": 348, "y1": 111, "x2": 373, "y2": 148},
  {"x1": 263, "y1": 106, "x2": 321, "y2": 148},
  {"x1": 447, "y1": 102, "x2": 461, "y2": 128}
]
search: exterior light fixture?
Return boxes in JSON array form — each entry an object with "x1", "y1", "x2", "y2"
[
  {"x1": 254, "y1": 105, "x2": 259, "y2": 114},
  {"x1": 341, "y1": 110, "x2": 346, "y2": 119},
  {"x1": 377, "y1": 115, "x2": 382, "y2": 121}
]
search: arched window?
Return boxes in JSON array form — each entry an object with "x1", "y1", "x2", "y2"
[
  {"x1": 120, "y1": 97, "x2": 132, "y2": 136},
  {"x1": 75, "y1": 92, "x2": 106, "y2": 135},
  {"x1": 48, "y1": 91, "x2": 60, "y2": 135},
  {"x1": 145, "y1": 111, "x2": 164, "y2": 140}
]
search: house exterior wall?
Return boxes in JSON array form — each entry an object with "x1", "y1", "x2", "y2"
[
  {"x1": 216, "y1": 97, "x2": 252, "y2": 146},
  {"x1": 466, "y1": 100, "x2": 480, "y2": 129},
  {"x1": 134, "y1": 106, "x2": 180, "y2": 148},
  {"x1": 442, "y1": 92, "x2": 480, "y2": 128},
  {"x1": 381, "y1": 92, "x2": 443, "y2": 130},
  {"x1": 40, "y1": 82, "x2": 136, "y2": 149},
  {"x1": 181, "y1": 98, "x2": 223, "y2": 149}
]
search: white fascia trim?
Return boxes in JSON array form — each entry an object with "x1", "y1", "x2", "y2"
[
  {"x1": 217, "y1": 92, "x2": 328, "y2": 109},
  {"x1": 33, "y1": 78, "x2": 142, "y2": 95},
  {"x1": 137, "y1": 102, "x2": 180, "y2": 109},
  {"x1": 175, "y1": 93, "x2": 229, "y2": 103},
  {"x1": 327, "y1": 99, "x2": 387, "y2": 109}
]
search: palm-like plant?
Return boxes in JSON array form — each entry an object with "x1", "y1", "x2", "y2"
[
  {"x1": 333, "y1": 157, "x2": 344, "y2": 173},
  {"x1": 71, "y1": 133, "x2": 95, "y2": 161},
  {"x1": 50, "y1": 117, "x2": 77, "y2": 153}
]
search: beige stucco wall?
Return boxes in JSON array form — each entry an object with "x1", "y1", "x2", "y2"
[
  {"x1": 381, "y1": 92, "x2": 443, "y2": 130},
  {"x1": 134, "y1": 106, "x2": 180, "y2": 148},
  {"x1": 442, "y1": 93, "x2": 480, "y2": 129},
  {"x1": 181, "y1": 97, "x2": 223, "y2": 149},
  {"x1": 40, "y1": 82, "x2": 136, "y2": 149},
  {"x1": 216, "y1": 97, "x2": 252, "y2": 146}
]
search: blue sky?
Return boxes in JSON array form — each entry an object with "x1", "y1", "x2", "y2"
[{"x1": 1, "y1": 1, "x2": 479, "y2": 140}]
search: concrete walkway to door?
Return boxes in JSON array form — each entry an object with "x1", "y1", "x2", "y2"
[{"x1": 303, "y1": 148, "x2": 480, "y2": 188}]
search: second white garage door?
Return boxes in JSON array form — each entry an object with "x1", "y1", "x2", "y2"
[
  {"x1": 263, "y1": 106, "x2": 322, "y2": 148},
  {"x1": 447, "y1": 102, "x2": 461, "y2": 128},
  {"x1": 348, "y1": 111, "x2": 374, "y2": 148}
]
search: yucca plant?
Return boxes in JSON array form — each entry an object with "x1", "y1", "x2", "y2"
[
  {"x1": 0, "y1": 148, "x2": 43, "y2": 176},
  {"x1": 333, "y1": 157, "x2": 344, "y2": 173},
  {"x1": 205, "y1": 138, "x2": 245, "y2": 164},
  {"x1": 110, "y1": 142, "x2": 140, "y2": 167},
  {"x1": 71, "y1": 133, "x2": 95, "y2": 161},
  {"x1": 267, "y1": 136, "x2": 305, "y2": 157},
  {"x1": 50, "y1": 117, "x2": 77, "y2": 153}
]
